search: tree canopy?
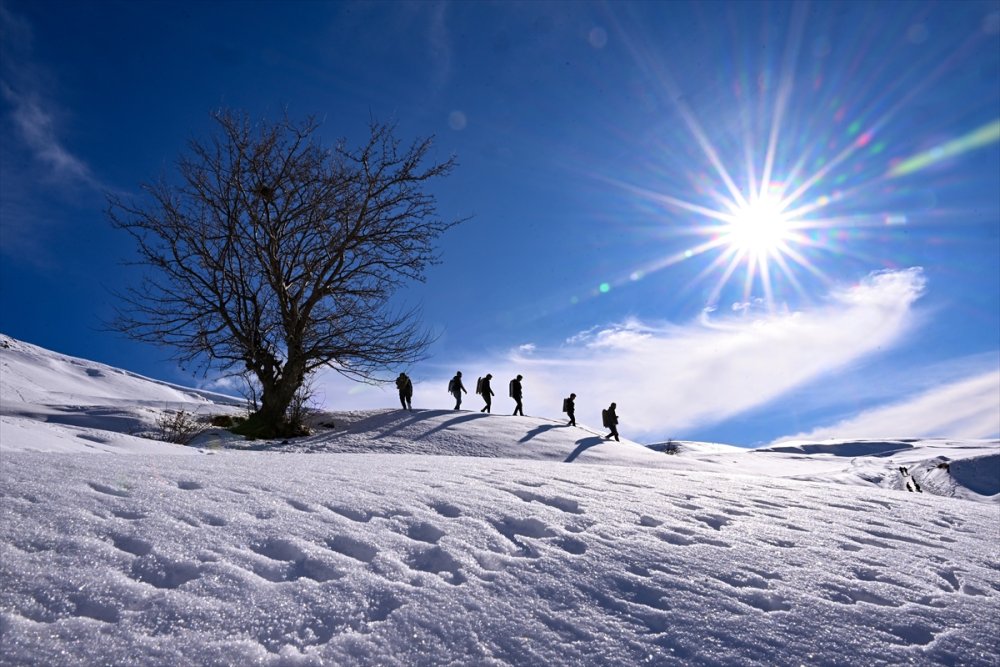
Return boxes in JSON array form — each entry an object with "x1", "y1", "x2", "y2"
[{"x1": 109, "y1": 111, "x2": 463, "y2": 437}]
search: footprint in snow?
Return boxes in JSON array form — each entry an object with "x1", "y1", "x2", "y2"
[
  {"x1": 405, "y1": 521, "x2": 446, "y2": 544},
  {"x1": 656, "y1": 531, "x2": 696, "y2": 547},
  {"x1": 430, "y1": 501, "x2": 461, "y2": 518},
  {"x1": 286, "y1": 498, "x2": 315, "y2": 513},
  {"x1": 931, "y1": 568, "x2": 958, "y2": 592},
  {"x1": 325, "y1": 505, "x2": 375, "y2": 523},
  {"x1": 490, "y1": 516, "x2": 555, "y2": 558},
  {"x1": 713, "y1": 571, "x2": 771, "y2": 590},
  {"x1": 129, "y1": 554, "x2": 201, "y2": 589},
  {"x1": 405, "y1": 546, "x2": 466, "y2": 585},
  {"x1": 556, "y1": 536, "x2": 588, "y2": 555},
  {"x1": 693, "y1": 514, "x2": 731, "y2": 531},
  {"x1": 886, "y1": 623, "x2": 937, "y2": 647},
  {"x1": 819, "y1": 582, "x2": 899, "y2": 608},
  {"x1": 109, "y1": 532, "x2": 153, "y2": 557},
  {"x1": 504, "y1": 488, "x2": 584, "y2": 514},
  {"x1": 739, "y1": 591, "x2": 792, "y2": 613},
  {"x1": 88, "y1": 482, "x2": 130, "y2": 498},
  {"x1": 325, "y1": 535, "x2": 379, "y2": 563},
  {"x1": 674, "y1": 501, "x2": 702, "y2": 512}
]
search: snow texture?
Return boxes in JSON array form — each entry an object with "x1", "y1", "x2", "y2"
[{"x1": 1, "y1": 334, "x2": 998, "y2": 666}]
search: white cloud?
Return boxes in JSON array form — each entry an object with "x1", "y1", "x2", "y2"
[
  {"x1": 314, "y1": 268, "x2": 932, "y2": 440},
  {"x1": 771, "y1": 370, "x2": 1000, "y2": 443},
  {"x1": 0, "y1": 6, "x2": 97, "y2": 188},
  {"x1": 1, "y1": 84, "x2": 95, "y2": 185}
]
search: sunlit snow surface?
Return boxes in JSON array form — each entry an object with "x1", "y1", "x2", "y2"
[{"x1": 1, "y1": 335, "x2": 999, "y2": 666}]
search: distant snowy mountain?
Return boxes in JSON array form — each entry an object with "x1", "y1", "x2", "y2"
[{"x1": 1, "y1": 335, "x2": 998, "y2": 666}]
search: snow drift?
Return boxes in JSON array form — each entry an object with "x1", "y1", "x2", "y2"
[{"x1": 1, "y1": 335, "x2": 998, "y2": 666}]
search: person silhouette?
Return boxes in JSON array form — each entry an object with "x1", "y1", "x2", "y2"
[
  {"x1": 564, "y1": 393, "x2": 576, "y2": 426},
  {"x1": 480, "y1": 374, "x2": 495, "y2": 413},
  {"x1": 509, "y1": 374, "x2": 524, "y2": 416},
  {"x1": 603, "y1": 402, "x2": 620, "y2": 441},
  {"x1": 395, "y1": 372, "x2": 413, "y2": 410},
  {"x1": 449, "y1": 371, "x2": 467, "y2": 410}
]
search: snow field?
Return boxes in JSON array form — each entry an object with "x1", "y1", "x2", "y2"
[
  {"x1": 2, "y1": 452, "x2": 998, "y2": 666},
  {"x1": 2, "y1": 334, "x2": 998, "y2": 666}
]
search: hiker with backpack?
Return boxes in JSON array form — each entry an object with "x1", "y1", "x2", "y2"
[
  {"x1": 509, "y1": 374, "x2": 524, "y2": 416},
  {"x1": 448, "y1": 371, "x2": 467, "y2": 410},
  {"x1": 395, "y1": 372, "x2": 413, "y2": 410},
  {"x1": 563, "y1": 393, "x2": 576, "y2": 426},
  {"x1": 602, "y1": 402, "x2": 620, "y2": 441},
  {"x1": 477, "y1": 374, "x2": 495, "y2": 413}
]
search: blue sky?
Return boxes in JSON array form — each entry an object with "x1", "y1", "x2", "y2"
[{"x1": 1, "y1": 1, "x2": 998, "y2": 445}]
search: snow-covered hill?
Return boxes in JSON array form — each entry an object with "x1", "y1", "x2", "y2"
[
  {"x1": 0, "y1": 334, "x2": 241, "y2": 454},
  {"x1": 1, "y1": 335, "x2": 998, "y2": 666},
  {"x1": 648, "y1": 437, "x2": 999, "y2": 503}
]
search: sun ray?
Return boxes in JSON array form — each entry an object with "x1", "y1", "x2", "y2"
[
  {"x1": 706, "y1": 249, "x2": 748, "y2": 307},
  {"x1": 608, "y1": 12, "x2": 753, "y2": 210},
  {"x1": 768, "y1": 249, "x2": 813, "y2": 303},
  {"x1": 759, "y1": 1, "x2": 808, "y2": 200},
  {"x1": 580, "y1": 2, "x2": 998, "y2": 320}
]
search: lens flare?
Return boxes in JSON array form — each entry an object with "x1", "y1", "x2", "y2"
[
  {"x1": 888, "y1": 120, "x2": 1000, "y2": 178},
  {"x1": 586, "y1": 2, "x2": 996, "y2": 314}
]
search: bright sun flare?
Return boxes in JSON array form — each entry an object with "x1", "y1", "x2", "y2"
[{"x1": 724, "y1": 194, "x2": 792, "y2": 257}]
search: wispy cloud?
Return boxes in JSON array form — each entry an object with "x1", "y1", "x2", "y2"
[
  {"x1": 426, "y1": 1, "x2": 452, "y2": 92},
  {"x1": 771, "y1": 370, "x2": 1000, "y2": 442},
  {"x1": 315, "y1": 268, "x2": 931, "y2": 441},
  {"x1": 1, "y1": 83, "x2": 96, "y2": 185},
  {"x1": 0, "y1": 5, "x2": 97, "y2": 187}
]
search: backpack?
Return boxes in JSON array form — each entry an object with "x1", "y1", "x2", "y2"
[
  {"x1": 475, "y1": 377, "x2": 483, "y2": 395},
  {"x1": 509, "y1": 379, "x2": 516, "y2": 398},
  {"x1": 447, "y1": 378, "x2": 456, "y2": 393},
  {"x1": 601, "y1": 409, "x2": 610, "y2": 427},
  {"x1": 562, "y1": 398, "x2": 570, "y2": 413}
]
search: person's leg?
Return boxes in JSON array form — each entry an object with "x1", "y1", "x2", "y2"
[{"x1": 399, "y1": 394, "x2": 407, "y2": 409}]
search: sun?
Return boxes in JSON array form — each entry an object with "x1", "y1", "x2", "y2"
[{"x1": 723, "y1": 193, "x2": 793, "y2": 257}]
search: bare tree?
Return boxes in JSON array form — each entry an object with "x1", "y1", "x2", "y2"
[{"x1": 109, "y1": 110, "x2": 462, "y2": 438}]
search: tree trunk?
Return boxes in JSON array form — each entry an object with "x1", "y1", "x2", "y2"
[{"x1": 236, "y1": 363, "x2": 305, "y2": 439}]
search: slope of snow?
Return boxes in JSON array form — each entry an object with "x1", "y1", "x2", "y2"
[
  {"x1": 749, "y1": 439, "x2": 1000, "y2": 502},
  {"x1": 3, "y1": 451, "x2": 999, "y2": 666},
  {"x1": 2, "y1": 335, "x2": 999, "y2": 665},
  {"x1": 0, "y1": 414, "x2": 205, "y2": 455},
  {"x1": 0, "y1": 334, "x2": 241, "y2": 440},
  {"x1": 233, "y1": 408, "x2": 679, "y2": 468},
  {"x1": 645, "y1": 437, "x2": 1000, "y2": 503}
]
